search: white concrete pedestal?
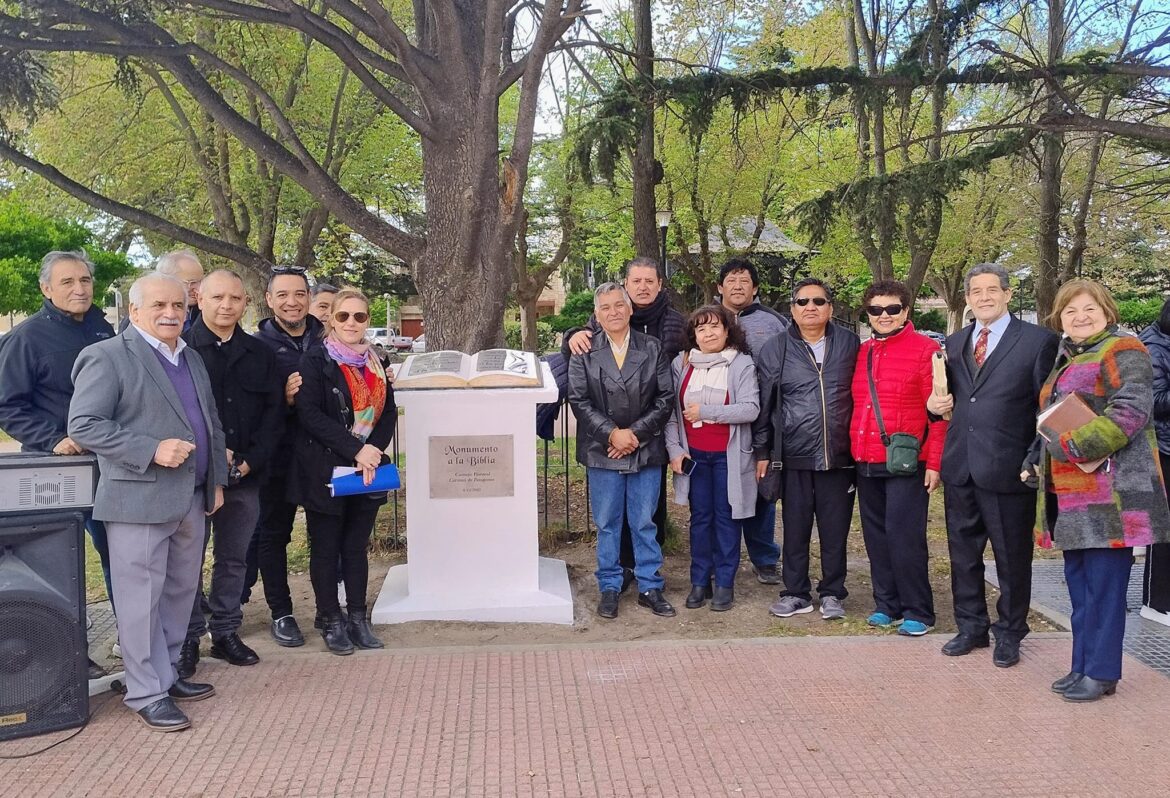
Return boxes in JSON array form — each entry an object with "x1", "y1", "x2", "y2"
[{"x1": 372, "y1": 364, "x2": 574, "y2": 625}]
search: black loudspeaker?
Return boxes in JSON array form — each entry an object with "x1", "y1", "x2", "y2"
[{"x1": 0, "y1": 510, "x2": 88, "y2": 741}]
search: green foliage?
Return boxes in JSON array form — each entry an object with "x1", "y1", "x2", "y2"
[
  {"x1": 912, "y1": 309, "x2": 947, "y2": 332},
  {"x1": 504, "y1": 319, "x2": 556, "y2": 353},
  {"x1": 0, "y1": 195, "x2": 134, "y2": 314},
  {"x1": 544, "y1": 291, "x2": 594, "y2": 333},
  {"x1": 1117, "y1": 298, "x2": 1163, "y2": 331}
]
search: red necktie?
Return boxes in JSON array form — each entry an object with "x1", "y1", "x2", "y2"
[{"x1": 974, "y1": 327, "x2": 990, "y2": 368}]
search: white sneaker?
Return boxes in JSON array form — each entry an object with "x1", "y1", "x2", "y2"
[{"x1": 111, "y1": 641, "x2": 122, "y2": 659}]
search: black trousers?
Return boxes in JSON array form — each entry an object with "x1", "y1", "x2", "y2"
[
  {"x1": 856, "y1": 471, "x2": 934, "y2": 625},
  {"x1": 257, "y1": 479, "x2": 298, "y2": 620},
  {"x1": 305, "y1": 497, "x2": 380, "y2": 617},
  {"x1": 944, "y1": 478, "x2": 1036, "y2": 641},
  {"x1": 1144, "y1": 452, "x2": 1170, "y2": 614},
  {"x1": 780, "y1": 468, "x2": 855, "y2": 601},
  {"x1": 619, "y1": 465, "x2": 667, "y2": 571}
]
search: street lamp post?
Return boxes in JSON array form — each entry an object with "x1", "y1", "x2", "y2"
[{"x1": 655, "y1": 210, "x2": 672, "y2": 277}]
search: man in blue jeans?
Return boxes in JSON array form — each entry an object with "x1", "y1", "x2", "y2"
[{"x1": 568, "y1": 282, "x2": 676, "y2": 619}]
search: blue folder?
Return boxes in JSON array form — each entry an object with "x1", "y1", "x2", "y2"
[{"x1": 328, "y1": 464, "x2": 401, "y2": 497}]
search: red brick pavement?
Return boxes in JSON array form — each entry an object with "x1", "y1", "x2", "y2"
[{"x1": 3, "y1": 634, "x2": 1169, "y2": 797}]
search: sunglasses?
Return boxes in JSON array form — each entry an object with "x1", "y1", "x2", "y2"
[
  {"x1": 271, "y1": 266, "x2": 307, "y2": 275},
  {"x1": 793, "y1": 297, "x2": 830, "y2": 307},
  {"x1": 865, "y1": 304, "x2": 905, "y2": 317},
  {"x1": 333, "y1": 311, "x2": 369, "y2": 323}
]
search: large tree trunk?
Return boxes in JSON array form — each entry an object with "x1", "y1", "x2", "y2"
[
  {"x1": 1035, "y1": 0, "x2": 1066, "y2": 321},
  {"x1": 630, "y1": 0, "x2": 659, "y2": 260}
]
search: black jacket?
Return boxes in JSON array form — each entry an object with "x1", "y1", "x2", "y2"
[
  {"x1": 939, "y1": 317, "x2": 1059, "y2": 493},
  {"x1": 568, "y1": 329, "x2": 673, "y2": 471},
  {"x1": 288, "y1": 345, "x2": 397, "y2": 514},
  {"x1": 183, "y1": 317, "x2": 285, "y2": 483},
  {"x1": 752, "y1": 322, "x2": 859, "y2": 470},
  {"x1": 254, "y1": 314, "x2": 325, "y2": 475},
  {"x1": 1139, "y1": 323, "x2": 1170, "y2": 455},
  {"x1": 0, "y1": 300, "x2": 114, "y2": 452},
  {"x1": 562, "y1": 292, "x2": 687, "y2": 360}
]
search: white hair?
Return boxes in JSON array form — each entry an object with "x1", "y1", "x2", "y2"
[
  {"x1": 156, "y1": 249, "x2": 203, "y2": 276},
  {"x1": 593, "y1": 281, "x2": 633, "y2": 311},
  {"x1": 128, "y1": 271, "x2": 188, "y2": 310}
]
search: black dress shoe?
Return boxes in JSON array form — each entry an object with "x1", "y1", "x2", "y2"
[
  {"x1": 597, "y1": 590, "x2": 620, "y2": 619},
  {"x1": 87, "y1": 658, "x2": 108, "y2": 681},
  {"x1": 1051, "y1": 671, "x2": 1085, "y2": 694},
  {"x1": 752, "y1": 564, "x2": 782, "y2": 585},
  {"x1": 941, "y1": 632, "x2": 990, "y2": 657},
  {"x1": 136, "y1": 697, "x2": 190, "y2": 732},
  {"x1": 1062, "y1": 676, "x2": 1118, "y2": 702},
  {"x1": 619, "y1": 569, "x2": 636, "y2": 594},
  {"x1": 168, "y1": 678, "x2": 216, "y2": 702},
  {"x1": 271, "y1": 615, "x2": 305, "y2": 647},
  {"x1": 178, "y1": 637, "x2": 200, "y2": 679},
  {"x1": 321, "y1": 613, "x2": 354, "y2": 655},
  {"x1": 210, "y1": 633, "x2": 260, "y2": 666},
  {"x1": 685, "y1": 584, "x2": 713, "y2": 609},
  {"x1": 637, "y1": 589, "x2": 676, "y2": 617},
  {"x1": 710, "y1": 586, "x2": 734, "y2": 612},
  {"x1": 346, "y1": 610, "x2": 385, "y2": 649},
  {"x1": 993, "y1": 638, "x2": 1021, "y2": 668}
]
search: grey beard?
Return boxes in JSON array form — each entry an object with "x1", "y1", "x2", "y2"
[{"x1": 278, "y1": 317, "x2": 306, "y2": 333}]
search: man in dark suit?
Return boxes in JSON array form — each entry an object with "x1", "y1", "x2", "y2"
[
  {"x1": 69, "y1": 272, "x2": 227, "y2": 732},
  {"x1": 928, "y1": 263, "x2": 1058, "y2": 668}
]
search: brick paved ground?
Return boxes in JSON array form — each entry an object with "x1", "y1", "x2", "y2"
[{"x1": 3, "y1": 634, "x2": 1169, "y2": 797}]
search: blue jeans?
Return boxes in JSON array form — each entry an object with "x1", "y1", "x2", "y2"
[
  {"x1": 589, "y1": 467, "x2": 664, "y2": 593},
  {"x1": 1065, "y1": 547, "x2": 1132, "y2": 681},
  {"x1": 688, "y1": 450, "x2": 741, "y2": 588},
  {"x1": 740, "y1": 495, "x2": 780, "y2": 567},
  {"x1": 85, "y1": 513, "x2": 115, "y2": 612}
]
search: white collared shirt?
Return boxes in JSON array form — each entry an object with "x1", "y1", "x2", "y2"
[
  {"x1": 606, "y1": 329, "x2": 631, "y2": 355},
  {"x1": 971, "y1": 312, "x2": 1012, "y2": 360},
  {"x1": 133, "y1": 324, "x2": 188, "y2": 366}
]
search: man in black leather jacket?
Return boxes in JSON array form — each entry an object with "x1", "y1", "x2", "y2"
[
  {"x1": 568, "y1": 282, "x2": 676, "y2": 620},
  {"x1": 752, "y1": 278, "x2": 859, "y2": 620}
]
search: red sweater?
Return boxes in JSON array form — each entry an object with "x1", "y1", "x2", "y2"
[{"x1": 849, "y1": 322, "x2": 947, "y2": 471}]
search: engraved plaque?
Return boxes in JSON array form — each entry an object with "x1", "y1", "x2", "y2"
[{"x1": 428, "y1": 435, "x2": 515, "y2": 499}]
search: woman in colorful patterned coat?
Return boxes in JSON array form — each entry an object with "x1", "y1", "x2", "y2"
[{"x1": 1029, "y1": 280, "x2": 1170, "y2": 702}]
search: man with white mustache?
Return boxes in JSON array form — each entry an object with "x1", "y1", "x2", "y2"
[{"x1": 69, "y1": 271, "x2": 227, "y2": 732}]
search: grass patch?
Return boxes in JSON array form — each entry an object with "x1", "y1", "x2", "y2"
[{"x1": 761, "y1": 623, "x2": 812, "y2": 637}]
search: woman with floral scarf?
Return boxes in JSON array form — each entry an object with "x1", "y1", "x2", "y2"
[
  {"x1": 289, "y1": 288, "x2": 396, "y2": 655},
  {"x1": 665, "y1": 305, "x2": 760, "y2": 612}
]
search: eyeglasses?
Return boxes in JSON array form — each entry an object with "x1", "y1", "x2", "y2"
[
  {"x1": 793, "y1": 297, "x2": 829, "y2": 307},
  {"x1": 865, "y1": 304, "x2": 905, "y2": 317},
  {"x1": 333, "y1": 311, "x2": 369, "y2": 323},
  {"x1": 271, "y1": 266, "x2": 307, "y2": 275}
]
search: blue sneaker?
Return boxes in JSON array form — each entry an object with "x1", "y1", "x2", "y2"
[
  {"x1": 866, "y1": 612, "x2": 902, "y2": 627},
  {"x1": 897, "y1": 620, "x2": 931, "y2": 636}
]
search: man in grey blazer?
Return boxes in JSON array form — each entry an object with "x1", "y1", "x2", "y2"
[{"x1": 69, "y1": 272, "x2": 227, "y2": 732}]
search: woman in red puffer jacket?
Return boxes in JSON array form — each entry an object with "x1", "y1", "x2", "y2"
[{"x1": 850, "y1": 279, "x2": 948, "y2": 637}]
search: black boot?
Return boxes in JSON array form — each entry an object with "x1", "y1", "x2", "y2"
[
  {"x1": 321, "y1": 613, "x2": 354, "y2": 655},
  {"x1": 685, "y1": 584, "x2": 713, "y2": 609},
  {"x1": 346, "y1": 610, "x2": 384, "y2": 649},
  {"x1": 710, "y1": 586, "x2": 735, "y2": 612}
]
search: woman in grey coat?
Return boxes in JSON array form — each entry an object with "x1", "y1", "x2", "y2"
[{"x1": 666, "y1": 305, "x2": 760, "y2": 611}]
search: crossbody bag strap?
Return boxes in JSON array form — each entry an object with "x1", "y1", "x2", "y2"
[{"x1": 866, "y1": 346, "x2": 891, "y2": 446}]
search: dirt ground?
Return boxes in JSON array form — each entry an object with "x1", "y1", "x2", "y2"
[{"x1": 232, "y1": 489, "x2": 1061, "y2": 654}]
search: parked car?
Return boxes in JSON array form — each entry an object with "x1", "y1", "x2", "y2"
[
  {"x1": 411, "y1": 334, "x2": 427, "y2": 353},
  {"x1": 386, "y1": 333, "x2": 414, "y2": 351},
  {"x1": 921, "y1": 330, "x2": 947, "y2": 348},
  {"x1": 367, "y1": 327, "x2": 390, "y2": 347}
]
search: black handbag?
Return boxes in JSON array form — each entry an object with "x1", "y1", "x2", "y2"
[
  {"x1": 758, "y1": 334, "x2": 788, "y2": 503},
  {"x1": 866, "y1": 347, "x2": 921, "y2": 476}
]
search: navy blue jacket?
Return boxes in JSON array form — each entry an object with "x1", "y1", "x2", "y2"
[
  {"x1": 0, "y1": 300, "x2": 114, "y2": 452},
  {"x1": 254, "y1": 314, "x2": 325, "y2": 476}
]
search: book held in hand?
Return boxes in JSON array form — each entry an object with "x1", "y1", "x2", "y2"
[
  {"x1": 1036, "y1": 392, "x2": 1107, "y2": 473},
  {"x1": 394, "y1": 349, "x2": 544, "y2": 389},
  {"x1": 329, "y1": 465, "x2": 401, "y2": 497}
]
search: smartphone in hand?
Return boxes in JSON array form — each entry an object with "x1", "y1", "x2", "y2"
[{"x1": 681, "y1": 456, "x2": 696, "y2": 476}]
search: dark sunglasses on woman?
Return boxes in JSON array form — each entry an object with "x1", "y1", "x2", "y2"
[
  {"x1": 794, "y1": 297, "x2": 829, "y2": 307},
  {"x1": 866, "y1": 304, "x2": 904, "y2": 317},
  {"x1": 334, "y1": 311, "x2": 369, "y2": 323}
]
